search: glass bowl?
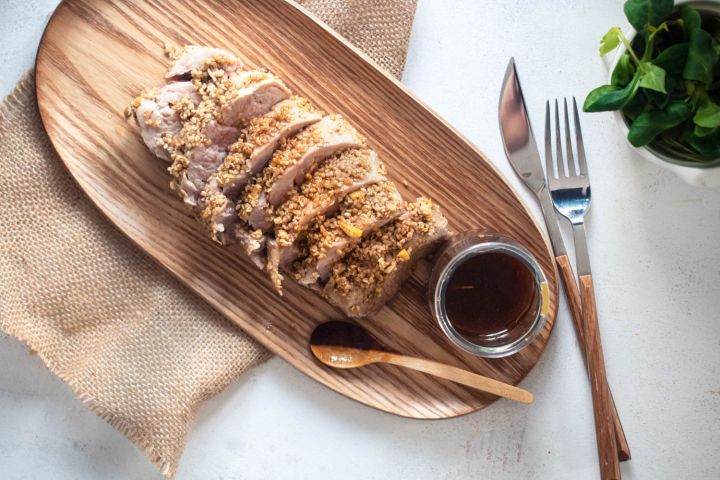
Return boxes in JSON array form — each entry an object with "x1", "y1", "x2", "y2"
[{"x1": 427, "y1": 230, "x2": 549, "y2": 358}]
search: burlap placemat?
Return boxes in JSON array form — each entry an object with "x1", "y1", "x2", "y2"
[{"x1": 0, "y1": 1, "x2": 417, "y2": 478}]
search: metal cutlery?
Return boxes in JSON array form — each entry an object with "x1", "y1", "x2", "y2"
[
  {"x1": 498, "y1": 58, "x2": 629, "y2": 465},
  {"x1": 545, "y1": 97, "x2": 620, "y2": 479}
]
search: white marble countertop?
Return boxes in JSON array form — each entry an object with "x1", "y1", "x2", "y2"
[{"x1": 2, "y1": 1, "x2": 719, "y2": 479}]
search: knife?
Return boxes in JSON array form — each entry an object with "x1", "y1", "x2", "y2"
[{"x1": 498, "y1": 58, "x2": 630, "y2": 462}]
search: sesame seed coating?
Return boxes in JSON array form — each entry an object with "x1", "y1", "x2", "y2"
[
  {"x1": 293, "y1": 181, "x2": 403, "y2": 276},
  {"x1": 325, "y1": 198, "x2": 441, "y2": 298},
  {"x1": 236, "y1": 115, "x2": 363, "y2": 227},
  {"x1": 216, "y1": 96, "x2": 320, "y2": 188},
  {"x1": 273, "y1": 148, "x2": 384, "y2": 244}
]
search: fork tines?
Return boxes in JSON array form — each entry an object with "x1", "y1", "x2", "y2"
[{"x1": 544, "y1": 97, "x2": 588, "y2": 186}]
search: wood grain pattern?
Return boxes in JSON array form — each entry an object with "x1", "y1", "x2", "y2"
[
  {"x1": 383, "y1": 354, "x2": 534, "y2": 405},
  {"x1": 556, "y1": 255, "x2": 630, "y2": 460},
  {"x1": 35, "y1": 0, "x2": 558, "y2": 419},
  {"x1": 580, "y1": 274, "x2": 620, "y2": 479}
]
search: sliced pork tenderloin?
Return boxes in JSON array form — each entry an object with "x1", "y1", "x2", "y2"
[
  {"x1": 273, "y1": 148, "x2": 386, "y2": 243},
  {"x1": 322, "y1": 198, "x2": 449, "y2": 318},
  {"x1": 133, "y1": 82, "x2": 200, "y2": 162},
  {"x1": 265, "y1": 148, "x2": 387, "y2": 288},
  {"x1": 167, "y1": 70, "x2": 294, "y2": 208},
  {"x1": 198, "y1": 97, "x2": 322, "y2": 244},
  {"x1": 216, "y1": 96, "x2": 322, "y2": 198},
  {"x1": 237, "y1": 115, "x2": 365, "y2": 232},
  {"x1": 132, "y1": 51, "x2": 241, "y2": 164},
  {"x1": 166, "y1": 112, "x2": 240, "y2": 208},
  {"x1": 218, "y1": 71, "x2": 291, "y2": 126},
  {"x1": 288, "y1": 181, "x2": 405, "y2": 292}
]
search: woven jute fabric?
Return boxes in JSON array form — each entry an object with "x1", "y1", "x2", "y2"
[
  {"x1": 0, "y1": 1, "x2": 417, "y2": 478},
  {"x1": 297, "y1": 0, "x2": 417, "y2": 78}
]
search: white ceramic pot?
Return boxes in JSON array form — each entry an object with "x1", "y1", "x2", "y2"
[{"x1": 603, "y1": 0, "x2": 720, "y2": 187}]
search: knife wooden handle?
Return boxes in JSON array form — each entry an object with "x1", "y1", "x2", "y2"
[
  {"x1": 580, "y1": 274, "x2": 621, "y2": 480},
  {"x1": 556, "y1": 255, "x2": 630, "y2": 461}
]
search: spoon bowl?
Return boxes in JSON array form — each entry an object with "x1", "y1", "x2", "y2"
[{"x1": 310, "y1": 321, "x2": 387, "y2": 368}]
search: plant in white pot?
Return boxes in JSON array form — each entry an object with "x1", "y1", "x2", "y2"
[{"x1": 585, "y1": 0, "x2": 720, "y2": 187}]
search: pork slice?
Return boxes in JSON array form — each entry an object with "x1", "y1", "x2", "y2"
[
  {"x1": 165, "y1": 45, "x2": 241, "y2": 80},
  {"x1": 205, "y1": 120, "x2": 241, "y2": 148},
  {"x1": 237, "y1": 179, "x2": 273, "y2": 232},
  {"x1": 160, "y1": 86, "x2": 241, "y2": 207},
  {"x1": 266, "y1": 149, "x2": 386, "y2": 289},
  {"x1": 269, "y1": 115, "x2": 366, "y2": 205},
  {"x1": 322, "y1": 198, "x2": 449, "y2": 318},
  {"x1": 173, "y1": 145, "x2": 223, "y2": 207},
  {"x1": 133, "y1": 76, "x2": 241, "y2": 207},
  {"x1": 198, "y1": 176, "x2": 239, "y2": 245},
  {"x1": 237, "y1": 115, "x2": 365, "y2": 231},
  {"x1": 172, "y1": 117, "x2": 241, "y2": 208},
  {"x1": 164, "y1": 74, "x2": 290, "y2": 210},
  {"x1": 273, "y1": 149, "x2": 386, "y2": 244},
  {"x1": 235, "y1": 224, "x2": 267, "y2": 269},
  {"x1": 219, "y1": 71, "x2": 291, "y2": 126},
  {"x1": 134, "y1": 82, "x2": 199, "y2": 161},
  {"x1": 291, "y1": 181, "x2": 404, "y2": 289},
  {"x1": 216, "y1": 96, "x2": 322, "y2": 198}
]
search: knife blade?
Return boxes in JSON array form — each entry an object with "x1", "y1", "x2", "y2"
[
  {"x1": 498, "y1": 57, "x2": 630, "y2": 462},
  {"x1": 498, "y1": 57, "x2": 566, "y2": 258}
]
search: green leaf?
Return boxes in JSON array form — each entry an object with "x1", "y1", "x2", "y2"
[
  {"x1": 583, "y1": 74, "x2": 641, "y2": 112},
  {"x1": 653, "y1": 43, "x2": 689, "y2": 76},
  {"x1": 623, "y1": 0, "x2": 674, "y2": 34},
  {"x1": 638, "y1": 62, "x2": 667, "y2": 92},
  {"x1": 680, "y1": 6, "x2": 702, "y2": 36},
  {"x1": 649, "y1": 21, "x2": 670, "y2": 34},
  {"x1": 600, "y1": 27, "x2": 623, "y2": 55},
  {"x1": 643, "y1": 75, "x2": 677, "y2": 109},
  {"x1": 688, "y1": 83, "x2": 711, "y2": 110},
  {"x1": 622, "y1": 93, "x2": 648, "y2": 120},
  {"x1": 694, "y1": 125, "x2": 717, "y2": 137},
  {"x1": 694, "y1": 101, "x2": 720, "y2": 128},
  {"x1": 687, "y1": 129, "x2": 720, "y2": 157},
  {"x1": 627, "y1": 101, "x2": 693, "y2": 146},
  {"x1": 684, "y1": 29, "x2": 719, "y2": 86},
  {"x1": 612, "y1": 53, "x2": 636, "y2": 86}
]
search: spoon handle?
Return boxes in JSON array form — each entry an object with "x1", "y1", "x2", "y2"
[{"x1": 382, "y1": 354, "x2": 534, "y2": 404}]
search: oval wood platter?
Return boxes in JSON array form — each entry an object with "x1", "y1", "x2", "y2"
[{"x1": 35, "y1": 0, "x2": 558, "y2": 419}]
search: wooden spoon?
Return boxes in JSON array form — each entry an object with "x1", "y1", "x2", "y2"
[{"x1": 310, "y1": 321, "x2": 534, "y2": 405}]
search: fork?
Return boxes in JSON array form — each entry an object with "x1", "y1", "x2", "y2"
[{"x1": 545, "y1": 98, "x2": 621, "y2": 480}]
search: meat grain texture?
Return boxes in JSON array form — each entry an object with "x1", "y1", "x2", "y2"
[{"x1": 128, "y1": 45, "x2": 449, "y2": 317}]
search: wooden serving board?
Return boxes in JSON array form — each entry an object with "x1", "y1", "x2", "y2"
[{"x1": 36, "y1": 0, "x2": 558, "y2": 419}]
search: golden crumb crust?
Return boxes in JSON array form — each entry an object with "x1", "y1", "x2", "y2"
[
  {"x1": 291, "y1": 182, "x2": 403, "y2": 282},
  {"x1": 273, "y1": 148, "x2": 382, "y2": 243},
  {"x1": 128, "y1": 52, "x2": 270, "y2": 184},
  {"x1": 325, "y1": 198, "x2": 439, "y2": 298},
  {"x1": 236, "y1": 115, "x2": 363, "y2": 225},
  {"x1": 216, "y1": 97, "x2": 320, "y2": 188}
]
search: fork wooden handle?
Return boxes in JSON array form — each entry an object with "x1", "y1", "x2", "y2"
[
  {"x1": 556, "y1": 255, "x2": 631, "y2": 461},
  {"x1": 579, "y1": 274, "x2": 621, "y2": 480}
]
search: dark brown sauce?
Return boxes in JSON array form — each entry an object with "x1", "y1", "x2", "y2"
[
  {"x1": 444, "y1": 252, "x2": 537, "y2": 341},
  {"x1": 310, "y1": 321, "x2": 382, "y2": 351}
]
